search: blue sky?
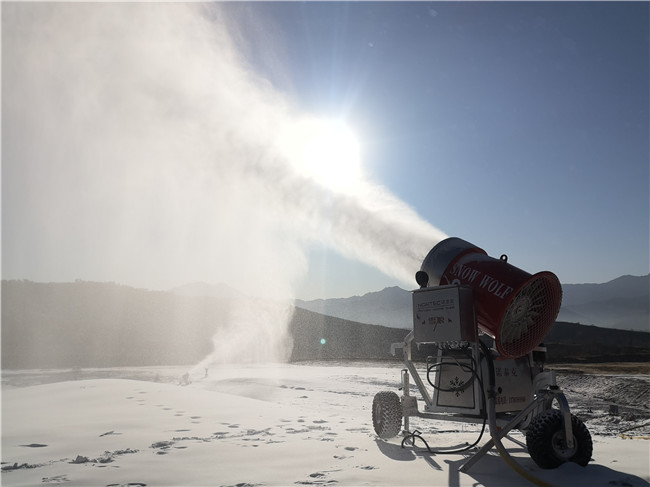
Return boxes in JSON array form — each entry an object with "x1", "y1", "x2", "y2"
[
  {"x1": 3, "y1": 2, "x2": 648, "y2": 301},
  {"x1": 226, "y1": 2, "x2": 649, "y2": 298}
]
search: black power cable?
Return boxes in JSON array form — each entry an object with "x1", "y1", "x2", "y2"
[
  {"x1": 401, "y1": 420, "x2": 487, "y2": 454},
  {"x1": 401, "y1": 342, "x2": 489, "y2": 455},
  {"x1": 425, "y1": 354, "x2": 477, "y2": 394}
]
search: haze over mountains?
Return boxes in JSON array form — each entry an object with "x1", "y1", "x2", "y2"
[
  {"x1": 175, "y1": 274, "x2": 650, "y2": 332},
  {"x1": 1, "y1": 280, "x2": 408, "y2": 369},
  {"x1": 2, "y1": 275, "x2": 648, "y2": 369},
  {"x1": 556, "y1": 275, "x2": 649, "y2": 331},
  {"x1": 298, "y1": 274, "x2": 650, "y2": 332}
]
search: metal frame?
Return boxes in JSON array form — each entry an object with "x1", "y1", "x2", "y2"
[{"x1": 392, "y1": 329, "x2": 576, "y2": 471}]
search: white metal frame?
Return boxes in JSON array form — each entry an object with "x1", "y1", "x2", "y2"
[{"x1": 392, "y1": 328, "x2": 575, "y2": 471}]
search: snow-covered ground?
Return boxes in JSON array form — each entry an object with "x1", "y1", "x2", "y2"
[{"x1": 2, "y1": 362, "x2": 649, "y2": 486}]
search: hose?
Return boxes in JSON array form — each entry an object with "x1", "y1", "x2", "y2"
[
  {"x1": 487, "y1": 398, "x2": 554, "y2": 487},
  {"x1": 619, "y1": 421, "x2": 650, "y2": 440},
  {"x1": 480, "y1": 340, "x2": 554, "y2": 487}
]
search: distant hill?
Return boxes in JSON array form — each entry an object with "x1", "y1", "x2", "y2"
[
  {"x1": 1, "y1": 280, "x2": 410, "y2": 369},
  {"x1": 169, "y1": 282, "x2": 244, "y2": 299},
  {"x1": 1, "y1": 280, "x2": 222, "y2": 369},
  {"x1": 296, "y1": 286, "x2": 412, "y2": 329},
  {"x1": 288, "y1": 307, "x2": 408, "y2": 362},
  {"x1": 561, "y1": 275, "x2": 649, "y2": 305},
  {"x1": 2, "y1": 280, "x2": 648, "y2": 369},
  {"x1": 544, "y1": 322, "x2": 649, "y2": 363},
  {"x1": 296, "y1": 275, "x2": 650, "y2": 332},
  {"x1": 557, "y1": 275, "x2": 649, "y2": 331}
]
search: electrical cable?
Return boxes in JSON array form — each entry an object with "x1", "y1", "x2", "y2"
[
  {"x1": 406, "y1": 340, "x2": 555, "y2": 485},
  {"x1": 424, "y1": 346, "x2": 487, "y2": 415},
  {"x1": 401, "y1": 344, "x2": 488, "y2": 454},
  {"x1": 401, "y1": 419, "x2": 487, "y2": 454},
  {"x1": 425, "y1": 354, "x2": 476, "y2": 393}
]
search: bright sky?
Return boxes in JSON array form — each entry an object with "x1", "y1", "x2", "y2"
[
  {"x1": 236, "y1": 1, "x2": 649, "y2": 299},
  {"x1": 3, "y1": 2, "x2": 649, "y2": 301}
]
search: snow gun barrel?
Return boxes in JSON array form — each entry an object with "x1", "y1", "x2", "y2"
[{"x1": 417, "y1": 237, "x2": 562, "y2": 359}]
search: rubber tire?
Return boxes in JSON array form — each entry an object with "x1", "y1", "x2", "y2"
[
  {"x1": 526, "y1": 409, "x2": 593, "y2": 469},
  {"x1": 372, "y1": 391, "x2": 402, "y2": 439}
]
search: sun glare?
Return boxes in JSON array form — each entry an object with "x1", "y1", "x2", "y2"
[{"x1": 279, "y1": 118, "x2": 362, "y2": 192}]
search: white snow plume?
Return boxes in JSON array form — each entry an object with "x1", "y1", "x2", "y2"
[{"x1": 3, "y1": 3, "x2": 446, "y2": 364}]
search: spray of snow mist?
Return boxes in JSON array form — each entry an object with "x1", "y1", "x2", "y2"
[{"x1": 4, "y1": 3, "x2": 447, "y2": 366}]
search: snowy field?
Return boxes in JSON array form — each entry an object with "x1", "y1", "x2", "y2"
[{"x1": 2, "y1": 362, "x2": 649, "y2": 487}]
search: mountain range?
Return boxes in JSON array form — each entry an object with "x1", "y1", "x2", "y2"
[
  {"x1": 1, "y1": 280, "x2": 408, "y2": 368},
  {"x1": 1, "y1": 275, "x2": 648, "y2": 369},
  {"x1": 296, "y1": 274, "x2": 650, "y2": 332}
]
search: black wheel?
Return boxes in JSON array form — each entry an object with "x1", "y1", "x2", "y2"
[
  {"x1": 372, "y1": 391, "x2": 402, "y2": 439},
  {"x1": 526, "y1": 409, "x2": 593, "y2": 469}
]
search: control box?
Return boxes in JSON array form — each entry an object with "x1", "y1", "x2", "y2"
[{"x1": 412, "y1": 285, "x2": 477, "y2": 344}]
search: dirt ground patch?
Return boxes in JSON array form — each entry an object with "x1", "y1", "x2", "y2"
[
  {"x1": 549, "y1": 362, "x2": 650, "y2": 375},
  {"x1": 548, "y1": 364, "x2": 650, "y2": 438}
]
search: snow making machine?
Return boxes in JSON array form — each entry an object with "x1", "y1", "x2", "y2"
[{"x1": 372, "y1": 237, "x2": 593, "y2": 477}]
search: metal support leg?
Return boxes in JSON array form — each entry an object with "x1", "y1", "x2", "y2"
[
  {"x1": 459, "y1": 395, "x2": 545, "y2": 473},
  {"x1": 402, "y1": 331, "x2": 434, "y2": 407},
  {"x1": 401, "y1": 368, "x2": 410, "y2": 435},
  {"x1": 552, "y1": 389, "x2": 575, "y2": 450}
]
